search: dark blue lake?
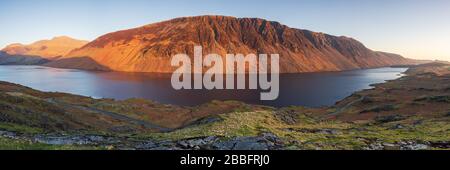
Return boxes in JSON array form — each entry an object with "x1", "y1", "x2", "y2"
[{"x1": 0, "y1": 65, "x2": 407, "y2": 107}]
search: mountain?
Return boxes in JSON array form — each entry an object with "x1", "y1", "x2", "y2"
[
  {"x1": 0, "y1": 36, "x2": 88, "y2": 65},
  {"x1": 46, "y1": 16, "x2": 415, "y2": 73}
]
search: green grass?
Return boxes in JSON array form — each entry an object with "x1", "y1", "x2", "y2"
[
  {"x1": 139, "y1": 109, "x2": 450, "y2": 149},
  {"x1": 0, "y1": 122, "x2": 44, "y2": 134},
  {"x1": 0, "y1": 109, "x2": 448, "y2": 150},
  {"x1": 145, "y1": 110, "x2": 348, "y2": 141}
]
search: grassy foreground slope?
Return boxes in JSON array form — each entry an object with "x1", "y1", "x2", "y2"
[{"x1": 0, "y1": 63, "x2": 449, "y2": 150}]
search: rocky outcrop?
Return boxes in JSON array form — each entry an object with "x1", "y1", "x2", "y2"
[
  {"x1": 0, "y1": 130, "x2": 285, "y2": 150},
  {"x1": 47, "y1": 15, "x2": 415, "y2": 73}
]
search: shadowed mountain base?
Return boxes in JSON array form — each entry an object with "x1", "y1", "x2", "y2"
[{"x1": 0, "y1": 52, "x2": 50, "y2": 65}]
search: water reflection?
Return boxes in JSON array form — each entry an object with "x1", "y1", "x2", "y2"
[{"x1": 0, "y1": 65, "x2": 407, "y2": 107}]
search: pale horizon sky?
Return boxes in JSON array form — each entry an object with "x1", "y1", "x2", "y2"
[{"x1": 1, "y1": 0, "x2": 449, "y2": 61}]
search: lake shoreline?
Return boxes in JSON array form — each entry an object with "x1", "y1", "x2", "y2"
[
  {"x1": 0, "y1": 62, "x2": 449, "y2": 150},
  {"x1": 0, "y1": 65, "x2": 408, "y2": 107}
]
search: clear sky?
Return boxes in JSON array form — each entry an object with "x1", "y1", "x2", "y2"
[{"x1": 1, "y1": 0, "x2": 449, "y2": 61}]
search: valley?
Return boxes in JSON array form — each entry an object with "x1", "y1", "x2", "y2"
[{"x1": 0, "y1": 63, "x2": 449, "y2": 150}]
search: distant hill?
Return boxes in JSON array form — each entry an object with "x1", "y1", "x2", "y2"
[
  {"x1": 47, "y1": 15, "x2": 416, "y2": 73},
  {"x1": 0, "y1": 36, "x2": 88, "y2": 65}
]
